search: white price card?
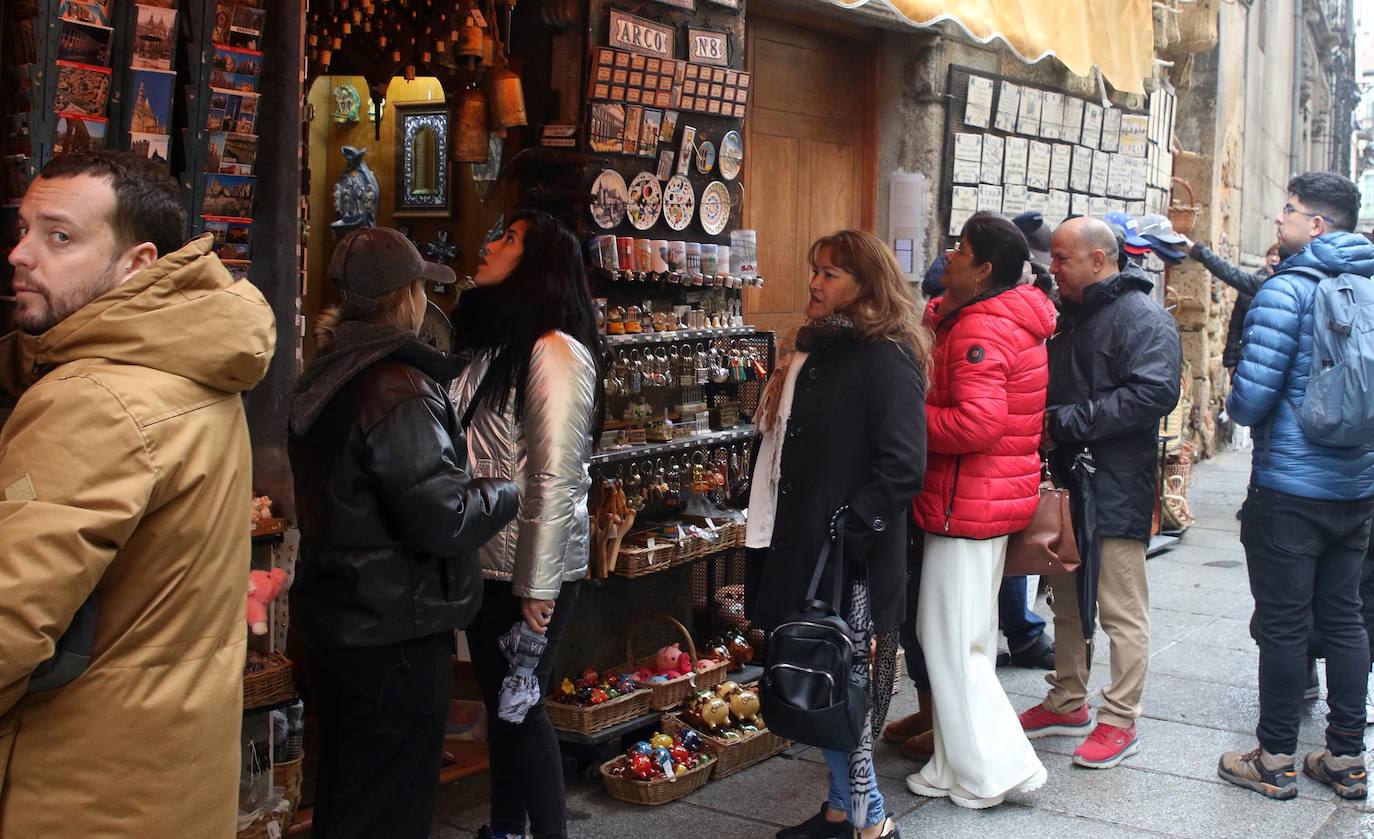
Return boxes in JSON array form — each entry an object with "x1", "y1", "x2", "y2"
[{"x1": 964, "y1": 75, "x2": 994, "y2": 129}]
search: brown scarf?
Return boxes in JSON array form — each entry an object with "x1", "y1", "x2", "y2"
[{"x1": 756, "y1": 314, "x2": 857, "y2": 432}]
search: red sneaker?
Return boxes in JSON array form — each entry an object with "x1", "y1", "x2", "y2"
[
  {"x1": 1018, "y1": 703, "x2": 1094, "y2": 739},
  {"x1": 1072, "y1": 722, "x2": 1139, "y2": 769}
]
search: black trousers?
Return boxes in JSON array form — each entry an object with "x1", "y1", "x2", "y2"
[
  {"x1": 307, "y1": 631, "x2": 454, "y2": 839},
  {"x1": 899, "y1": 534, "x2": 931, "y2": 691},
  {"x1": 1242, "y1": 485, "x2": 1373, "y2": 757},
  {"x1": 467, "y1": 579, "x2": 581, "y2": 839}
]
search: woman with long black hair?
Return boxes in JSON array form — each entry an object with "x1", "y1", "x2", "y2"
[{"x1": 449, "y1": 209, "x2": 606, "y2": 839}]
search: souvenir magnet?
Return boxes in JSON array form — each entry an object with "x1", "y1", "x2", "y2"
[{"x1": 695, "y1": 140, "x2": 716, "y2": 174}]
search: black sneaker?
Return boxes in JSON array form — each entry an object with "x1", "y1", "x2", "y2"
[
  {"x1": 1303, "y1": 750, "x2": 1368, "y2": 800},
  {"x1": 1009, "y1": 633, "x2": 1056, "y2": 670},
  {"x1": 777, "y1": 803, "x2": 849, "y2": 839},
  {"x1": 1217, "y1": 747, "x2": 1297, "y2": 800}
]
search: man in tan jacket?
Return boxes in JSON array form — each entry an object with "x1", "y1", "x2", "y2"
[{"x1": 0, "y1": 151, "x2": 276, "y2": 836}]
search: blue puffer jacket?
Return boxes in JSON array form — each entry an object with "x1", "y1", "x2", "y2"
[{"x1": 1227, "y1": 231, "x2": 1374, "y2": 500}]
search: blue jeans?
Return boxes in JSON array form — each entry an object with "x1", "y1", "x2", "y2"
[
  {"x1": 822, "y1": 747, "x2": 885, "y2": 829},
  {"x1": 999, "y1": 576, "x2": 1045, "y2": 652}
]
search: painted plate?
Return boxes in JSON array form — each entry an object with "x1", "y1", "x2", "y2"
[
  {"x1": 699, "y1": 180, "x2": 731, "y2": 235},
  {"x1": 719, "y1": 130, "x2": 743, "y2": 180},
  {"x1": 590, "y1": 169, "x2": 628, "y2": 230},
  {"x1": 695, "y1": 140, "x2": 716, "y2": 175},
  {"x1": 626, "y1": 172, "x2": 663, "y2": 231},
  {"x1": 663, "y1": 175, "x2": 696, "y2": 232}
]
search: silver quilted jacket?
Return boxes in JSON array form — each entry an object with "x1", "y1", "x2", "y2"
[{"x1": 449, "y1": 331, "x2": 596, "y2": 599}]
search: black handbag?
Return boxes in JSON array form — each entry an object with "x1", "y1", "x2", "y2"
[{"x1": 759, "y1": 509, "x2": 868, "y2": 752}]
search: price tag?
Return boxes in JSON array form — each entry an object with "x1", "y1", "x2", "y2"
[
  {"x1": 647, "y1": 537, "x2": 656, "y2": 548},
  {"x1": 705, "y1": 517, "x2": 716, "y2": 529}
]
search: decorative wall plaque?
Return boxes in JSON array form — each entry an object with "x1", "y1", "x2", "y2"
[
  {"x1": 609, "y1": 9, "x2": 676, "y2": 59},
  {"x1": 687, "y1": 27, "x2": 728, "y2": 66}
]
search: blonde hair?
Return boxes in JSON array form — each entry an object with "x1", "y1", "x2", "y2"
[
  {"x1": 311, "y1": 283, "x2": 417, "y2": 353},
  {"x1": 808, "y1": 230, "x2": 933, "y2": 378}
]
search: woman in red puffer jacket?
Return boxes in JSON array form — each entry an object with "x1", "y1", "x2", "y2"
[{"x1": 904, "y1": 212, "x2": 1057, "y2": 809}]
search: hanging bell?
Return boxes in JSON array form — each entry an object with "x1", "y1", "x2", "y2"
[
  {"x1": 453, "y1": 85, "x2": 490, "y2": 162},
  {"x1": 457, "y1": 16, "x2": 485, "y2": 60},
  {"x1": 480, "y1": 31, "x2": 496, "y2": 66},
  {"x1": 487, "y1": 60, "x2": 527, "y2": 128}
]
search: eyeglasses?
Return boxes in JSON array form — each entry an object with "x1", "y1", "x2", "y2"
[
  {"x1": 1281, "y1": 203, "x2": 1330, "y2": 223},
  {"x1": 948, "y1": 241, "x2": 970, "y2": 256}
]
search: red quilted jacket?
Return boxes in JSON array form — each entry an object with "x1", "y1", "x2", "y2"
[{"x1": 912, "y1": 284, "x2": 1058, "y2": 539}]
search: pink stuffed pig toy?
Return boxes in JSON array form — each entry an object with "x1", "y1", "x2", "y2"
[{"x1": 246, "y1": 568, "x2": 288, "y2": 636}]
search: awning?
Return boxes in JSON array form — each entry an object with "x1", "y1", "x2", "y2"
[{"x1": 835, "y1": 0, "x2": 1154, "y2": 95}]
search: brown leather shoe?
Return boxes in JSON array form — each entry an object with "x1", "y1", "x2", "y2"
[
  {"x1": 881, "y1": 690, "x2": 932, "y2": 744},
  {"x1": 900, "y1": 730, "x2": 934, "y2": 761}
]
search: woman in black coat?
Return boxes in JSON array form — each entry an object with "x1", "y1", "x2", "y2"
[
  {"x1": 745, "y1": 230, "x2": 930, "y2": 839},
  {"x1": 288, "y1": 227, "x2": 518, "y2": 839}
]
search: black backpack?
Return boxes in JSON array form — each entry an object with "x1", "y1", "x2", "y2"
[{"x1": 759, "y1": 509, "x2": 867, "y2": 752}]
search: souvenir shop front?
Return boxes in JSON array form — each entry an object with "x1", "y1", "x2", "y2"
[{"x1": 2, "y1": 0, "x2": 795, "y2": 833}]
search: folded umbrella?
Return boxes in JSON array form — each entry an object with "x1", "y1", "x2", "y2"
[
  {"x1": 1064, "y1": 450, "x2": 1101, "y2": 662},
  {"x1": 497, "y1": 620, "x2": 549, "y2": 724}
]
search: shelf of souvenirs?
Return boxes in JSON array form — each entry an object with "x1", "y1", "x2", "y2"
[
  {"x1": 606, "y1": 325, "x2": 763, "y2": 347},
  {"x1": 591, "y1": 266, "x2": 766, "y2": 289},
  {"x1": 592, "y1": 424, "x2": 757, "y2": 466}
]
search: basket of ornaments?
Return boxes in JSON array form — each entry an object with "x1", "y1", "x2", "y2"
[
  {"x1": 661, "y1": 680, "x2": 789, "y2": 779},
  {"x1": 600, "y1": 727, "x2": 715, "y2": 805},
  {"x1": 546, "y1": 668, "x2": 652, "y2": 734}
]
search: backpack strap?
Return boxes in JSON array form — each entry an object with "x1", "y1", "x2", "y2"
[{"x1": 803, "y1": 506, "x2": 849, "y2": 609}]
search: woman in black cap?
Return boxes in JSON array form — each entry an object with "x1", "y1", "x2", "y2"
[{"x1": 288, "y1": 226, "x2": 519, "y2": 839}]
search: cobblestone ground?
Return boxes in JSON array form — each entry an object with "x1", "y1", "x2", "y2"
[{"x1": 430, "y1": 448, "x2": 1374, "y2": 838}]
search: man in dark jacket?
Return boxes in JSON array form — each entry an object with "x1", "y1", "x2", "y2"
[
  {"x1": 1218, "y1": 173, "x2": 1374, "y2": 801},
  {"x1": 1017, "y1": 217, "x2": 1182, "y2": 771},
  {"x1": 1182, "y1": 239, "x2": 1280, "y2": 370}
]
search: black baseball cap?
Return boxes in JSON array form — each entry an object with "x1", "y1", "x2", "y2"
[{"x1": 328, "y1": 227, "x2": 455, "y2": 308}]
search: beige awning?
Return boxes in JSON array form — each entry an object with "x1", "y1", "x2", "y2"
[{"x1": 836, "y1": 0, "x2": 1154, "y2": 95}]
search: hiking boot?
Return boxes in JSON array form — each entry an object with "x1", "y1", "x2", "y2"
[
  {"x1": 1072, "y1": 722, "x2": 1139, "y2": 769},
  {"x1": 1018, "y1": 702, "x2": 1094, "y2": 739},
  {"x1": 899, "y1": 729, "x2": 934, "y2": 761},
  {"x1": 1008, "y1": 633, "x2": 1056, "y2": 670},
  {"x1": 776, "y1": 802, "x2": 849, "y2": 839},
  {"x1": 1217, "y1": 748, "x2": 1297, "y2": 800},
  {"x1": 881, "y1": 689, "x2": 932, "y2": 744},
  {"x1": 1303, "y1": 749, "x2": 1368, "y2": 800}
]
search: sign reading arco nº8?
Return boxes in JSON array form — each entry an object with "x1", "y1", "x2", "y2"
[{"x1": 609, "y1": 9, "x2": 677, "y2": 59}]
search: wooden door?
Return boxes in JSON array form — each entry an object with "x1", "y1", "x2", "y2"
[{"x1": 743, "y1": 13, "x2": 878, "y2": 345}]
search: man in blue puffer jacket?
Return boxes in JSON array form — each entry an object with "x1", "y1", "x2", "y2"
[{"x1": 1219, "y1": 172, "x2": 1374, "y2": 802}]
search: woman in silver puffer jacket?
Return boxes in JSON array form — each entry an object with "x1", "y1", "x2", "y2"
[{"x1": 449, "y1": 209, "x2": 605, "y2": 839}]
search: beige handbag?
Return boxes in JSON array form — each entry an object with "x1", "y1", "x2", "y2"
[{"x1": 1005, "y1": 477, "x2": 1081, "y2": 577}]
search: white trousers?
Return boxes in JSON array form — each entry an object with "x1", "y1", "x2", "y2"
[{"x1": 916, "y1": 533, "x2": 1045, "y2": 799}]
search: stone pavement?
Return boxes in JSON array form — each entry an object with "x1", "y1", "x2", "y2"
[{"x1": 430, "y1": 448, "x2": 1374, "y2": 838}]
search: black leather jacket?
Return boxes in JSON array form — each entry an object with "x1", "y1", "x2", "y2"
[{"x1": 289, "y1": 337, "x2": 517, "y2": 647}]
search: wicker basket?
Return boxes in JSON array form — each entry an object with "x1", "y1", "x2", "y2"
[
  {"x1": 619, "y1": 614, "x2": 728, "y2": 710},
  {"x1": 614, "y1": 541, "x2": 679, "y2": 578},
  {"x1": 243, "y1": 652, "x2": 293, "y2": 710},
  {"x1": 660, "y1": 712, "x2": 788, "y2": 779},
  {"x1": 547, "y1": 685, "x2": 653, "y2": 734},
  {"x1": 1169, "y1": 177, "x2": 1199, "y2": 236},
  {"x1": 235, "y1": 757, "x2": 304, "y2": 839},
  {"x1": 600, "y1": 752, "x2": 714, "y2": 805}
]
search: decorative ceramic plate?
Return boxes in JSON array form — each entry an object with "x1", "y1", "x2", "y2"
[
  {"x1": 719, "y1": 130, "x2": 743, "y2": 180},
  {"x1": 662, "y1": 175, "x2": 696, "y2": 232},
  {"x1": 695, "y1": 140, "x2": 716, "y2": 175},
  {"x1": 590, "y1": 169, "x2": 628, "y2": 230},
  {"x1": 626, "y1": 172, "x2": 663, "y2": 230},
  {"x1": 699, "y1": 180, "x2": 731, "y2": 235}
]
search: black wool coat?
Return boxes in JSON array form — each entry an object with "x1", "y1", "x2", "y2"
[
  {"x1": 1046, "y1": 266, "x2": 1182, "y2": 545},
  {"x1": 744, "y1": 331, "x2": 927, "y2": 635}
]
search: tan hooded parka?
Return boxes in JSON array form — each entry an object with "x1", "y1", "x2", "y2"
[{"x1": 0, "y1": 235, "x2": 276, "y2": 837}]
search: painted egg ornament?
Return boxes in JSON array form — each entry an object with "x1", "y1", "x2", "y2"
[
  {"x1": 616, "y1": 674, "x2": 638, "y2": 693},
  {"x1": 557, "y1": 678, "x2": 576, "y2": 699},
  {"x1": 651, "y1": 732, "x2": 674, "y2": 749},
  {"x1": 581, "y1": 667, "x2": 599, "y2": 683},
  {"x1": 576, "y1": 687, "x2": 594, "y2": 704},
  {"x1": 606, "y1": 688, "x2": 620, "y2": 699},
  {"x1": 631, "y1": 740, "x2": 654, "y2": 757},
  {"x1": 629, "y1": 753, "x2": 655, "y2": 779},
  {"x1": 589, "y1": 688, "x2": 609, "y2": 704},
  {"x1": 675, "y1": 763, "x2": 688, "y2": 776},
  {"x1": 670, "y1": 744, "x2": 690, "y2": 764},
  {"x1": 680, "y1": 729, "x2": 704, "y2": 751}
]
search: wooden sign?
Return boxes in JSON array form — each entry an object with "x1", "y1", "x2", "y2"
[
  {"x1": 650, "y1": 0, "x2": 695, "y2": 9},
  {"x1": 688, "y1": 27, "x2": 728, "y2": 66},
  {"x1": 609, "y1": 9, "x2": 677, "y2": 59}
]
